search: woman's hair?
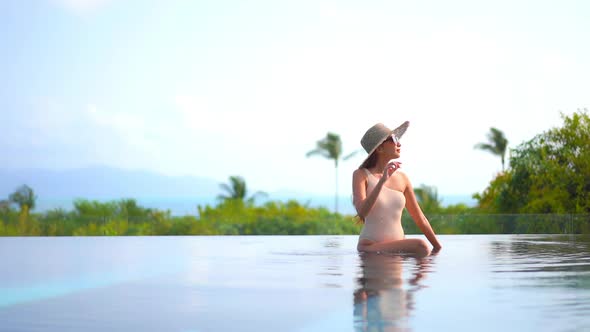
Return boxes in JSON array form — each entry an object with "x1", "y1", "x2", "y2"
[
  {"x1": 351, "y1": 194, "x2": 364, "y2": 225},
  {"x1": 359, "y1": 151, "x2": 378, "y2": 170}
]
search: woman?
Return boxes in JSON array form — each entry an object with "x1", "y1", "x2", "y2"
[{"x1": 352, "y1": 121, "x2": 442, "y2": 257}]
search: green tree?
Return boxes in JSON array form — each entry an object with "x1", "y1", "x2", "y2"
[
  {"x1": 475, "y1": 109, "x2": 590, "y2": 213},
  {"x1": 306, "y1": 132, "x2": 356, "y2": 213},
  {"x1": 9, "y1": 184, "x2": 37, "y2": 211},
  {"x1": 475, "y1": 127, "x2": 509, "y2": 171},
  {"x1": 0, "y1": 200, "x2": 11, "y2": 212},
  {"x1": 414, "y1": 184, "x2": 442, "y2": 213},
  {"x1": 217, "y1": 175, "x2": 266, "y2": 205},
  {"x1": 116, "y1": 199, "x2": 152, "y2": 219}
]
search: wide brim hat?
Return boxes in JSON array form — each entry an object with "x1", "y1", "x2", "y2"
[{"x1": 359, "y1": 121, "x2": 410, "y2": 167}]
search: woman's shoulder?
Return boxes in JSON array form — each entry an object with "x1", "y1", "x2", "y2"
[
  {"x1": 395, "y1": 170, "x2": 412, "y2": 186},
  {"x1": 353, "y1": 168, "x2": 370, "y2": 179}
]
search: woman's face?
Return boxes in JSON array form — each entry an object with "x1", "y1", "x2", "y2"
[{"x1": 382, "y1": 135, "x2": 402, "y2": 158}]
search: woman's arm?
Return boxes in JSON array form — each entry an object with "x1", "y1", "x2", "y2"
[
  {"x1": 401, "y1": 173, "x2": 442, "y2": 250},
  {"x1": 352, "y1": 168, "x2": 385, "y2": 220}
]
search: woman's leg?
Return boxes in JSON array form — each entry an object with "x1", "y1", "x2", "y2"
[{"x1": 358, "y1": 238, "x2": 431, "y2": 257}]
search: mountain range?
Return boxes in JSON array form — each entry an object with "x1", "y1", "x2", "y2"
[
  {"x1": 0, "y1": 166, "x2": 350, "y2": 214},
  {"x1": 0, "y1": 166, "x2": 221, "y2": 199}
]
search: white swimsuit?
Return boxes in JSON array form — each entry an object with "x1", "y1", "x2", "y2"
[{"x1": 359, "y1": 168, "x2": 406, "y2": 242}]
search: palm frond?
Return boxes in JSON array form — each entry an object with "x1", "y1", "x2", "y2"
[
  {"x1": 474, "y1": 143, "x2": 499, "y2": 155},
  {"x1": 475, "y1": 127, "x2": 509, "y2": 171}
]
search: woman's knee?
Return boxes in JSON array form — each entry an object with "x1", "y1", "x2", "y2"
[{"x1": 414, "y1": 239, "x2": 430, "y2": 257}]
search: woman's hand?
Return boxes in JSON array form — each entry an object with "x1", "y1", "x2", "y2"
[{"x1": 382, "y1": 161, "x2": 402, "y2": 180}]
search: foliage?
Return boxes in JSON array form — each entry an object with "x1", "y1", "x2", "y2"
[
  {"x1": 9, "y1": 184, "x2": 37, "y2": 211},
  {"x1": 475, "y1": 109, "x2": 590, "y2": 214},
  {"x1": 217, "y1": 175, "x2": 266, "y2": 205},
  {"x1": 0, "y1": 200, "x2": 11, "y2": 212},
  {"x1": 197, "y1": 199, "x2": 361, "y2": 235},
  {"x1": 474, "y1": 127, "x2": 509, "y2": 171},
  {"x1": 414, "y1": 184, "x2": 442, "y2": 214},
  {"x1": 307, "y1": 133, "x2": 345, "y2": 165},
  {"x1": 2, "y1": 194, "x2": 585, "y2": 237}
]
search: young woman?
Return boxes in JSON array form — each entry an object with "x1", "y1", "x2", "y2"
[{"x1": 352, "y1": 121, "x2": 442, "y2": 257}]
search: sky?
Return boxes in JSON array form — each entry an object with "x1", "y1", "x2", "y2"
[{"x1": 1, "y1": 0, "x2": 589, "y2": 201}]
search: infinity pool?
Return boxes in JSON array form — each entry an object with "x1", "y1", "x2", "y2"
[{"x1": 0, "y1": 235, "x2": 589, "y2": 331}]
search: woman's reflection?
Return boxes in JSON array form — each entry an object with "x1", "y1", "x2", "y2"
[{"x1": 353, "y1": 252, "x2": 435, "y2": 331}]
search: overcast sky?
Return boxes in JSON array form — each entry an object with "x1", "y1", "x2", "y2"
[{"x1": 1, "y1": 0, "x2": 588, "y2": 200}]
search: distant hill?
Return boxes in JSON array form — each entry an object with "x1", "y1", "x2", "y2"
[
  {"x1": 0, "y1": 166, "x2": 351, "y2": 215},
  {"x1": 0, "y1": 166, "x2": 221, "y2": 200},
  {"x1": 0, "y1": 166, "x2": 476, "y2": 215}
]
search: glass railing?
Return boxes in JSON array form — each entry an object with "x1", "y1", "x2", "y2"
[
  {"x1": 404, "y1": 213, "x2": 590, "y2": 235},
  {"x1": 1, "y1": 212, "x2": 589, "y2": 236}
]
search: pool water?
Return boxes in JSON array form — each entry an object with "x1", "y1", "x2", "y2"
[{"x1": 0, "y1": 235, "x2": 589, "y2": 331}]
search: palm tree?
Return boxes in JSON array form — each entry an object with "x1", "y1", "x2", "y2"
[
  {"x1": 217, "y1": 175, "x2": 266, "y2": 205},
  {"x1": 0, "y1": 200, "x2": 11, "y2": 212},
  {"x1": 306, "y1": 132, "x2": 357, "y2": 213},
  {"x1": 9, "y1": 184, "x2": 36, "y2": 211},
  {"x1": 475, "y1": 127, "x2": 509, "y2": 171}
]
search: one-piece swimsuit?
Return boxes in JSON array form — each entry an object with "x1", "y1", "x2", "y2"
[{"x1": 358, "y1": 168, "x2": 406, "y2": 242}]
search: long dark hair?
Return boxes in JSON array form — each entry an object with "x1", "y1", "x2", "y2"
[{"x1": 359, "y1": 151, "x2": 378, "y2": 170}]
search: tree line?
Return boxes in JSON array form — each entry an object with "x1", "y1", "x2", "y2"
[{"x1": 0, "y1": 194, "x2": 585, "y2": 236}]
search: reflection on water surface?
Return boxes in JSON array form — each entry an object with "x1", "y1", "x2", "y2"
[
  {"x1": 0, "y1": 235, "x2": 589, "y2": 332},
  {"x1": 353, "y1": 252, "x2": 437, "y2": 331}
]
